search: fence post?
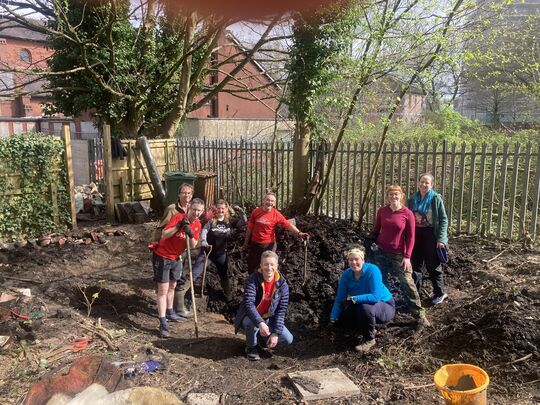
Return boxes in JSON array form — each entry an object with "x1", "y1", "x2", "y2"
[
  {"x1": 456, "y1": 142, "x2": 466, "y2": 234},
  {"x1": 466, "y1": 143, "x2": 477, "y2": 234},
  {"x1": 127, "y1": 142, "x2": 134, "y2": 200},
  {"x1": 476, "y1": 143, "x2": 487, "y2": 235},
  {"x1": 529, "y1": 147, "x2": 540, "y2": 240},
  {"x1": 486, "y1": 143, "x2": 498, "y2": 236},
  {"x1": 447, "y1": 143, "x2": 457, "y2": 233},
  {"x1": 507, "y1": 143, "x2": 521, "y2": 239},
  {"x1": 496, "y1": 142, "x2": 510, "y2": 239},
  {"x1": 519, "y1": 143, "x2": 532, "y2": 238},
  {"x1": 102, "y1": 124, "x2": 116, "y2": 222},
  {"x1": 61, "y1": 124, "x2": 77, "y2": 231}
]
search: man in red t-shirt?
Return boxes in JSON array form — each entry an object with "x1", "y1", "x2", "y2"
[
  {"x1": 152, "y1": 198, "x2": 203, "y2": 338},
  {"x1": 243, "y1": 193, "x2": 308, "y2": 273}
]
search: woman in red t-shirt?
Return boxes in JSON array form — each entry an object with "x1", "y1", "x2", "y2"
[{"x1": 242, "y1": 193, "x2": 308, "y2": 274}]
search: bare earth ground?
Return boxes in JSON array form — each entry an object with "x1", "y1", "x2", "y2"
[{"x1": 0, "y1": 216, "x2": 539, "y2": 404}]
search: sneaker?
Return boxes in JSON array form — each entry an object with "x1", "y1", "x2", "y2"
[
  {"x1": 159, "y1": 323, "x2": 170, "y2": 338},
  {"x1": 166, "y1": 309, "x2": 187, "y2": 323},
  {"x1": 355, "y1": 339, "x2": 376, "y2": 353},
  {"x1": 431, "y1": 293, "x2": 448, "y2": 305},
  {"x1": 245, "y1": 346, "x2": 260, "y2": 361}
]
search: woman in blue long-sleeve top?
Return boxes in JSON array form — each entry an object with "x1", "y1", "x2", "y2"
[{"x1": 330, "y1": 247, "x2": 395, "y2": 352}]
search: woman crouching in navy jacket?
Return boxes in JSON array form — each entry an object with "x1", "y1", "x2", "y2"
[{"x1": 234, "y1": 250, "x2": 293, "y2": 361}]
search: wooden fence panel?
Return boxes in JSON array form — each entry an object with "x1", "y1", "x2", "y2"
[{"x1": 91, "y1": 138, "x2": 540, "y2": 242}]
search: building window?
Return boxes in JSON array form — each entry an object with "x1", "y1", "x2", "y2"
[
  {"x1": 20, "y1": 49, "x2": 32, "y2": 63},
  {"x1": 209, "y1": 97, "x2": 218, "y2": 118}
]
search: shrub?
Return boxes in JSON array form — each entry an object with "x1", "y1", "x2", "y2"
[
  {"x1": 0, "y1": 133, "x2": 71, "y2": 241},
  {"x1": 345, "y1": 107, "x2": 540, "y2": 146}
]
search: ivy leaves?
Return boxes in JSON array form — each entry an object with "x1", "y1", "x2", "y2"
[{"x1": 0, "y1": 134, "x2": 70, "y2": 241}]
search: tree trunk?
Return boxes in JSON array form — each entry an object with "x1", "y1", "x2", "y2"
[
  {"x1": 160, "y1": 14, "x2": 196, "y2": 138},
  {"x1": 291, "y1": 114, "x2": 310, "y2": 209},
  {"x1": 117, "y1": 115, "x2": 143, "y2": 139}
]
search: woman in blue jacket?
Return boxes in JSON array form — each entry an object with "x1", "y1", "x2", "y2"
[
  {"x1": 330, "y1": 247, "x2": 395, "y2": 352},
  {"x1": 234, "y1": 251, "x2": 293, "y2": 361}
]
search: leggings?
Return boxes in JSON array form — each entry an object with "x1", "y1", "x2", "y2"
[{"x1": 191, "y1": 250, "x2": 228, "y2": 281}]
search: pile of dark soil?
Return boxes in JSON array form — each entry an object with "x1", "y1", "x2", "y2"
[
  {"x1": 204, "y1": 215, "x2": 366, "y2": 329},
  {"x1": 207, "y1": 215, "x2": 429, "y2": 330}
]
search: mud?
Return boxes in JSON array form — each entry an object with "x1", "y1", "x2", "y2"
[{"x1": 0, "y1": 216, "x2": 539, "y2": 404}]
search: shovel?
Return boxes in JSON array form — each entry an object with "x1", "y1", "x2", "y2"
[
  {"x1": 302, "y1": 235, "x2": 310, "y2": 286},
  {"x1": 185, "y1": 239, "x2": 199, "y2": 339},
  {"x1": 200, "y1": 245, "x2": 213, "y2": 298}
]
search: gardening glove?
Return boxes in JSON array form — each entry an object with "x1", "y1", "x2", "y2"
[
  {"x1": 200, "y1": 240, "x2": 209, "y2": 249},
  {"x1": 176, "y1": 217, "x2": 191, "y2": 230},
  {"x1": 299, "y1": 232, "x2": 309, "y2": 239},
  {"x1": 183, "y1": 226, "x2": 194, "y2": 239}
]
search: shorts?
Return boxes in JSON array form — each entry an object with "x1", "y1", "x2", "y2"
[{"x1": 152, "y1": 252, "x2": 182, "y2": 283}]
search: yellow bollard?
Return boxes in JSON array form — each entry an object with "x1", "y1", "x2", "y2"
[{"x1": 434, "y1": 364, "x2": 490, "y2": 405}]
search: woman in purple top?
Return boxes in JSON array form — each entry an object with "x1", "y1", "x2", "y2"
[{"x1": 372, "y1": 184, "x2": 429, "y2": 330}]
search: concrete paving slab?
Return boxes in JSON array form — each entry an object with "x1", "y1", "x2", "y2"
[{"x1": 288, "y1": 368, "x2": 360, "y2": 401}]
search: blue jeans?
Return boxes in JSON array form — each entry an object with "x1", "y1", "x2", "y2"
[{"x1": 241, "y1": 316, "x2": 293, "y2": 348}]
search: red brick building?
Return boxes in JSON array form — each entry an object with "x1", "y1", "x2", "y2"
[
  {"x1": 0, "y1": 24, "x2": 282, "y2": 137},
  {"x1": 0, "y1": 24, "x2": 54, "y2": 135},
  {"x1": 189, "y1": 32, "x2": 281, "y2": 120}
]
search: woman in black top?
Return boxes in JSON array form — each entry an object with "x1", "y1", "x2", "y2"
[{"x1": 191, "y1": 199, "x2": 247, "y2": 300}]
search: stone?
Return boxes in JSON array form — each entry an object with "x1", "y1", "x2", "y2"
[
  {"x1": 93, "y1": 387, "x2": 182, "y2": 405},
  {"x1": 288, "y1": 368, "x2": 360, "y2": 401},
  {"x1": 65, "y1": 383, "x2": 108, "y2": 404},
  {"x1": 186, "y1": 393, "x2": 220, "y2": 405}
]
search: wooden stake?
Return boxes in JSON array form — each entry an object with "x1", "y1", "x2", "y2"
[
  {"x1": 61, "y1": 124, "x2": 77, "y2": 231},
  {"x1": 102, "y1": 125, "x2": 115, "y2": 222},
  {"x1": 186, "y1": 240, "x2": 199, "y2": 339}
]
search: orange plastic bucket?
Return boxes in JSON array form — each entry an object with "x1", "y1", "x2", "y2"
[{"x1": 434, "y1": 364, "x2": 490, "y2": 405}]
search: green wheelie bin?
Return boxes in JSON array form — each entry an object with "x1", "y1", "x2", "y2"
[{"x1": 164, "y1": 171, "x2": 197, "y2": 206}]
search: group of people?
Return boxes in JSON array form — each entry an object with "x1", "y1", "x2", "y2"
[
  {"x1": 149, "y1": 183, "x2": 308, "y2": 339},
  {"x1": 329, "y1": 173, "x2": 449, "y2": 353},
  {"x1": 148, "y1": 173, "x2": 448, "y2": 359}
]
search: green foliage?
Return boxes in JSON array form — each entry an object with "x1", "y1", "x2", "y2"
[
  {"x1": 46, "y1": 0, "x2": 189, "y2": 137},
  {"x1": 346, "y1": 107, "x2": 540, "y2": 145},
  {"x1": 0, "y1": 133, "x2": 70, "y2": 241},
  {"x1": 466, "y1": 13, "x2": 540, "y2": 100},
  {"x1": 287, "y1": 6, "x2": 358, "y2": 138}
]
